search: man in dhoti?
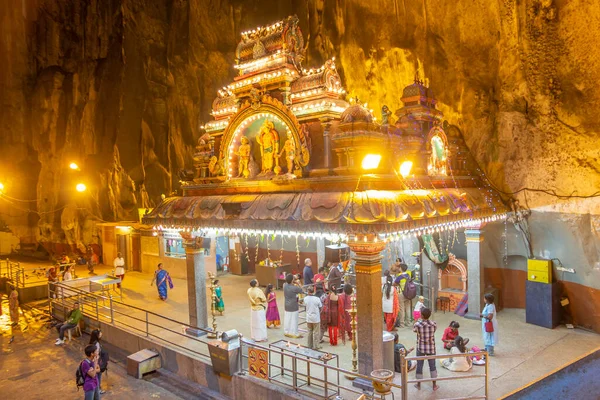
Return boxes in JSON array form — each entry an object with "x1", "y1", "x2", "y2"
[
  {"x1": 247, "y1": 279, "x2": 268, "y2": 342},
  {"x1": 283, "y1": 273, "x2": 304, "y2": 338}
]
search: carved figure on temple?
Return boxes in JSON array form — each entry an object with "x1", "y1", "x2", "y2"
[
  {"x1": 250, "y1": 87, "x2": 263, "y2": 110},
  {"x1": 381, "y1": 105, "x2": 393, "y2": 125},
  {"x1": 429, "y1": 135, "x2": 448, "y2": 175},
  {"x1": 293, "y1": 144, "x2": 310, "y2": 178},
  {"x1": 256, "y1": 120, "x2": 280, "y2": 174},
  {"x1": 208, "y1": 156, "x2": 224, "y2": 177},
  {"x1": 278, "y1": 139, "x2": 296, "y2": 174},
  {"x1": 196, "y1": 133, "x2": 212, "y2": 152},
  {"x1": 237, "y1": 136, "x2": 251, "y2": 178}
]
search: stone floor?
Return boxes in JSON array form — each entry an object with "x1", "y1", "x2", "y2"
[
  {"x1": 9, "y1": 260, "x2": 600, "y2": 399},
  {"x1": 0, "y1": 296, "x2": 226, "y2": 400}
]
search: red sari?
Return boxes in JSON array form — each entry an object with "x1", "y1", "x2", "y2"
[
  {"x1": 322, "y1": 294, "x2": 340, "y2": 345},
  {"x1": 384, "y1": 288, "x2": 400, "y2": 331},
  {"x1": 338, "y1": 293, "x2": 353, "y2": 344}
]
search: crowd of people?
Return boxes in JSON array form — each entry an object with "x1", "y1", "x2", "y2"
[{"x1": 245, "y1": 258, "x2": 353, "y2": 350}]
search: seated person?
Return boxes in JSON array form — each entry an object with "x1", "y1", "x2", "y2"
[
  {"x1": 55, "y1": 301, "x2": 83, "y2": 345},
  {"x1": 440, "y1": 336, "x2": 473, "y2": 372},
  {"x1": 393, "y1": 333, "x2": 417, "y2": 373},
  {"x1": 442, "y1": 321, "x2": 469, "y2": 350}
]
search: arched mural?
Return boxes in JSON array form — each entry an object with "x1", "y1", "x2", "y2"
[
  {"x1": 426, "y1": 125, "x2": 449, "y2": 176},
  {"x1": 219, "y1": 95, "x2": 310, "y2": 180}
]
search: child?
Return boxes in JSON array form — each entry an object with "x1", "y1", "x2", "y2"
[
  {"x1": 481, "y1": 293, "x2": 498, "y2": 356},
  {"x1": 413, "y1": 296, "x2": 425, "y2": 320},
  {"x1": 442, "y1": 321, "x2": 469, "y2": 350},
  {"x1": 265, "y1": 284, "x2": 281, "y2": 328}
]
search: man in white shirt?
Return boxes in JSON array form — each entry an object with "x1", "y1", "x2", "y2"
[
  {"x1": 303, "y1": 286, "x2": 322, "y2": 350},
  {"x1": 114, "y1": 252, "x2": 125, "y2": 288}
]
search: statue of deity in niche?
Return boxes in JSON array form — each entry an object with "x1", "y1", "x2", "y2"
[
  {"x1": 236, "y1": 136, "x2": 251, "y2": 178},
  {"x1": 208, "y1": 156, "x2": 224, "y2": 177},
  {"x1": 256, "y1": 120, "x2": 280, "y2": 175},
  {"x1": 381, "y1": 105, "x2": 393, "y2": 125},
  {"x1": 428, "y1": 135, "x2": 448, "y2": 175},
  {"x1": 278, "y1": 139, "x2": 296, "y2": 174}
]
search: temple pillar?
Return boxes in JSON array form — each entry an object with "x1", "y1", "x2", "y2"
[
  {"x1": 465, "y1": 228, "x2": 485, "y2": 320},
  {"x1": 320, "y1": 118, "x2": 332, "y2": 170},
  {"x1": 316, "y1": 237, "x2": 325, "y2": 270},
  {"x1": 182, "y1": 236, "x2": 208, "y2": 329},
  {"x1": 421, "y1": 251, "x2": 438, "y2": 310},
  {"x1": 349, "y1": 235, "x2": 386, "y2": 374}
]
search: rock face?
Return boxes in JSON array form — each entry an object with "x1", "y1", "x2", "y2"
[{"x1": 0, "y1": 1, "x2": 598, "y2": 310}]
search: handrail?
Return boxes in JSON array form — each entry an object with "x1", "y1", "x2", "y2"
[{"x1": 48, "y1": 281, "x2": 214, "y2": 359}]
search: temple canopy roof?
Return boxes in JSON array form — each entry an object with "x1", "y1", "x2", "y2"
[{"x1": 143, "y1": 188, "x2": 505, "y2": 236}]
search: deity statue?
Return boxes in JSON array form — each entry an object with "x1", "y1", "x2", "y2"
[
  {"x1": 278, "y1": 139, "x2": 296, "y2": 174},
  {"x1": 208, "y1": 156, "x2": 224, "y2": 177},
  {"x1": 256, "y1": 120, "x2": 280, "y2": 174},
  {"x1": 236, "y1": 136, "x2": 251, "y2": 178},
  {"x1": 381, "y1": 105, "x2": 393, "y2": 125}
]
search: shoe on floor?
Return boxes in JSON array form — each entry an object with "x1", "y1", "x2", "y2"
[
  {"x1": 99, "y1": 390, "x2": 106, "y2": 394},
  {"x1": 55, "y1": 339, "x2": 64, "y2": 345}
]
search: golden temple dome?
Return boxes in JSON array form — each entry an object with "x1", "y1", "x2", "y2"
[{"x1": 340, "y1": 103, "x2": 374, "y2": 123}]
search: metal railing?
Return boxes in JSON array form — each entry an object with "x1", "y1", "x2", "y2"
[
  {"x1": 240, "y1": 338, "x2": 489, "y2": 399},
  {"x1": 48, "y1": 281, "x2": 213, "y2": 359}
]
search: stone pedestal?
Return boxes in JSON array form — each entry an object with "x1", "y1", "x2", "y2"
[
  {"x1": 465, "y1": 229, "x2": 484, "y2": 320},
  {"x1": 183, "y1": 238, "x2": 208, "y2": 329},
  {"x1": 349, "y1": 235, "x2": 386, "y2": 375}
]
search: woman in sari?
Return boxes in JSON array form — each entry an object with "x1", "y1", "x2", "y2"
[
  {"x1": 338, "y1": 283, "x2": 354, "y2": 344},
  {"x1": 151, "y1": 263, "x2": 174, "y2": 300},
  {"x1": 322, "y1": 285, "x2": 341, "y2": 345},
  {"x1": 382, "y1": 275, "x2": 399, "y2": 331},
  {"x1": 214, "y1": 280, "x2": 224, "y2": 315}
]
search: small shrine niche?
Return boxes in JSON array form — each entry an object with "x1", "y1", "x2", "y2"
[
  {"x1": 438, "y1": 254, "x2": 468, "y2": 312},
  {"x1": 426, "y1": 125, "x2": 449, "y2": 176}
]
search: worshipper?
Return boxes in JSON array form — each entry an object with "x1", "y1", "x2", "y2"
[
  {"x1": 481, "y1": 293, "x2": 499, "y2": 356},
  {"x1": 9, "y1": 288, "x2": 19, "y2": 326},
  {"x1": 413, "y1": 296, "x2": 425, "y2": 321},
  {"x1": 381, "y1": 269, "x2": 391, "y2": 286},
  {"x1": 393, "y1": 333, "x2": 417, "y2": 373},
  {"x1": 314, "y1": 267, "x2": 326, "y2": 296},
  {"x1": 303, "y1": 258, "x2": 314, "y2": 285},
  {"x1": 89, "y1": 329, "x2": 109, "y2": 394},
  {"x1": 303, "y1": 286, "x2": 322, "y2": 350},
  {"x1": 382, "y1": 275, "x2": 399, "y2": 332},
  {"x1": 55, "y1": 301, "x2": 83, "y2": 345},
  {"x1": 247, "y1": 279, "x2": 268, "y2": 342},
  {"x1": 314, "y1": 266, "x2": 326, "y2": 284},
  {"x1": 265, "y1": 284, "x2": 281, "y2": 328},
  {"x1": 338, "y1": 283, "x2": 354, "y2": 343},
  {"x1": 113, "y1": 252, "x2": 125, "y2": 288},
  {"x1": 441, "y1": 335, "x2": 472, "y2": 372},
  {"x1": 394, "y1": 263, "x2": 413, "y2": 327},
  {"x1": 322, "y1": 284, "x2": 341, "y2": 345},
  {"x1": 63, "y1": 265, "x2": 74, "y2": 281},
  {"x1": 214, "y1": 280, "x2": 224, "y2": 315},
  {"x1": 442, "y1": 321, "x2": 469, "y2": 350},
  {"x1": 151, "y1": 263, "x2": 174, "y2": 301},
  {"x1": 81, "y1": 344, "x2": 101, "y2": 400},
  {"x1": 283, "y1": 274, "x2": 304, "y2": 338},
  {"x1": 390, "y1": 258, "x2": 402, "y2": 275},
  {"x1": 327, "y1": 262, "x2": 343, "y2": 292},
  {"x1": 413, "y1": 307, "x2": 439, "y2": 391}
]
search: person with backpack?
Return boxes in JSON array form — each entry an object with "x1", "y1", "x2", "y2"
[
  {"x1": 78, "y1": 344, "x2": 101, "y2": 399},
  {"x1": 394, "y1": 263, "x2": 415, "y2": 327},
  {"x1": 89, "y1": 329, "x2": 108, "y2": 394}
]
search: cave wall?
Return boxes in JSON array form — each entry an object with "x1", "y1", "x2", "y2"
[{"x1": 0, "y1": 0, "x2": 598, "y2": 327}]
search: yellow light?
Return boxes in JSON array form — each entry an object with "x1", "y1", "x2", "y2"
[
  {"x1": 400, "y1": 161, "x2": 413, "y2": 178},
  {"x1": 0, "y1": 182, "x2": 4, "y2": 192},
  {"x1": 361, "y1": 154, "x2": 381, "y2": 170},
  {"x1": 69, "y1": 162, "x2": 79, "y2": 170},
  {"x1": 75, "y1": 183, "x2": 86, "y2": 192}
]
